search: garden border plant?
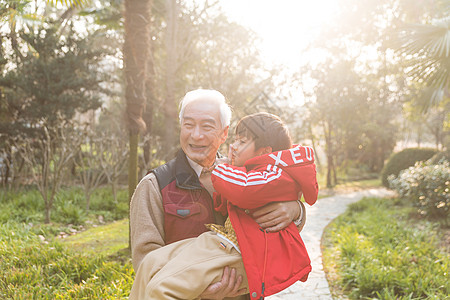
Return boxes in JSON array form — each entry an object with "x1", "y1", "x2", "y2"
[
  {"x1": 381, "y1": 148, "x2": 438, "y2": 188},
  {"x1": 389, "y1": 160, "x2": 449, "y2": 224},
  {"x1": 322, "y1": 196, "x2": 449, "y2": 299}
]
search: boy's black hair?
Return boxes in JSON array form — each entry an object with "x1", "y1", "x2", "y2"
[{"x1": 235, "y1": 112, "x2": 292, "y2": 152}]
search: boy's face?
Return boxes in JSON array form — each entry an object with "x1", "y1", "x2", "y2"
[{"x1": 230, "y1": 135, "x2": 259, "y2": 167}]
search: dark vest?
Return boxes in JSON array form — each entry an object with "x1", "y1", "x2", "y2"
[{"x1": 152, "y1": 150, "x2": 219, "y2": 245}]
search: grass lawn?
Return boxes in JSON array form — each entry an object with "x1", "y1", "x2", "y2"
[
  {"x1": 0, "y1": 220, "x2": 134, "y2": 299},
  {"x1": 6, "y1": 180, "x2": 440, "y2": 299},
  {"x1": 0, "y1": 186, "x2": 134, "y2": 298},
  {"x1": 322, "y1": 196, "x2": 450, "y2": 299},
  {"x1": 63, "y1": 219, "x2": 129, "y2": 257}
]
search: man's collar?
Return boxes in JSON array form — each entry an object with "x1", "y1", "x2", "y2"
[
  {"x1": 174, "y1": 150, "x2": 202, "y2": 190},
  {"x1": 174, "y1": 150, "x2": 222, "y2": 189},
  {"x1": 186, "y1": 156, "x2": 204, "y2": 178}
]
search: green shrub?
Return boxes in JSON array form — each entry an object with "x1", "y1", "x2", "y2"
[
  {"x1": 55, "y1": 187, "x2": 85, "y2": 205},
  {"x1": 322, "y1": 197, "x2": 449, "y2": 299},
  {"x1": 0, "y1": 190, "x2": 44, "y2": 223},
  {"x1": 90, "y1": 187, "x2": 128, "y2": 211},
  {"x1": 115, "y1": 201, "x2": 130, "y2": 219},
  {"x1": 54, "y1": 201, "x2": 86, "y2": 225},
  {"x1": 389, "y1": 161, "x2": 450, "y2": 221},
  {"x1": 381, "y1": 148, "x2": 438, "y2": 187},
  {"x1": 427, "y1": 149, "x2": 450, "y2": 165},
  {"x1": 0, "y1": 187, "x2": 128, "y2": 226}
]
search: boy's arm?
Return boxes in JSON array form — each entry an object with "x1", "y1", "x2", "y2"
[{"x1": 211, "y1": 163, "x2": 306, "y2": 209}]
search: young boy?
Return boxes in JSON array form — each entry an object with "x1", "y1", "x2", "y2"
[{"x1": 130, "y1": 112, "x2": 319, "y2": 300}]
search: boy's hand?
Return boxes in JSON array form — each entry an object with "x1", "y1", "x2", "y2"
[
  {"x1": 252, "y1": 201, "x2": 300, "y2": 232},
  {"x1": 228, "y1": 143, "x2": 234, "y2": 165},
  {"x1": 199, "y1": 266, "x2": 246, "y2": 299},
  {"x1": 215, "y1": 157, "x2": 231, "y2": 166}
]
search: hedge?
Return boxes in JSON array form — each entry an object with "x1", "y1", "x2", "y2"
[{"x1": 381, "y1": 148, "x2": 438, "y2": 187}]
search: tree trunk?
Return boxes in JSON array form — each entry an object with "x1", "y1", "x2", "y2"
[
  {"x1": 112, "y1": 180, "x2": 118, "y2": 204},
  {"x1": 128, "y1": 133, "x2": 139, "y2": 248},
  {"x1": 45, "y1": 208, "x2": 51, "y2": 224},
  {"x1": 44, "y1": 195, "x2": 51, "y2": 224},
  {"x1": 143, "y1": 139, "x2": 151, "y2": 169},
  {"x1": 124, "y1": 0, "x2": 152, "y2": 249},
  {"x1": 128, "y1": 133, "x2": 139, "y2": 200},
  {"x1": 332, "y1": 159, "x2": 337, "y2": 185},
  {"x1": 326, "y1": 155, "x2": 333, "y2": 188},
  {"x1": 12, "y1": 157, "x2": 25, "y2": 191},
  {"x1": 143, "y1": 55, "x2": 156, "y2": 169},
  {"x1": 3, "y1": 149, "x2": 11, "y2": 188},
  {"x1": 163, "y1": 0, "x2": 179, "y2": 158},
  {"x1": 417, "y1": 122, "x2": 422, "y2": 148},
  {"x1": 123, "y1": 0, "x2": 152, "y2": 198},
  {"x1": 86, "y1": 192, "x2": 91, "y2": 211},
  {"x1": 307, "y1": 122, "x2": 321, "y2": 169},
  {"x1": 323, "y1": 122, "x2": 335, "y2": 188}
]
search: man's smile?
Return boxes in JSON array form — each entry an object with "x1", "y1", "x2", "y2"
[{"x1": 189, "y1": 144, "x2": 207, "y2": 151}]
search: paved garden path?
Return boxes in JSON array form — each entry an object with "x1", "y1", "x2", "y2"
[{"x1": 267, "y1": 188, "x2": 395, "y2": 300}]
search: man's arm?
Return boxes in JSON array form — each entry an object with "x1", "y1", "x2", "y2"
[
  {"x1": 252, "y1": 199, "x2": 306, "y2": 233},
  {"x1": 130, "y1": 173, "x2": 166, "y2": 270}
]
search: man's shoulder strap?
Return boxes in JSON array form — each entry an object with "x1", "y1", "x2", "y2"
[{"x1": 151, "y1": 158, "x2": 177, "y2": 191}]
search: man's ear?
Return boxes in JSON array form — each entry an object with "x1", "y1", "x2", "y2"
[
  {"x1": 220, "y1": 126, "x2": 229, "y2": 143},
  {"x1": 256, "y1": 146, "x2": 272, "y2": 155}
]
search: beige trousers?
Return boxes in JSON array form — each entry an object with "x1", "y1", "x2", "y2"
[{"x1": 129, "y1": 231, "x2": 249, "y2": 300}]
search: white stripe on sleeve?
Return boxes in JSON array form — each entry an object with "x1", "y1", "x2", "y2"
[{"x1": 212, "y1": 164, "x2": 282, "y2": 187}]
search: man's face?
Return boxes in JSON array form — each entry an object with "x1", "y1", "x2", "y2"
[{"x1": 180, "y1": 100, "x2": 229, "y2": 167}]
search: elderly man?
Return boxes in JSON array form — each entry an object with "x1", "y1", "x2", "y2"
[{"x1": 130, "y1": 89, "x2": 303, "y2": 299}]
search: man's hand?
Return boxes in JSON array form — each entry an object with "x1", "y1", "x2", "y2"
[
  {"x1": 199, "y1": 266, "x2": 246, "y2": 299},
  {"x1": 252, "y1": 200, "x2": 300, "y2": 232}
]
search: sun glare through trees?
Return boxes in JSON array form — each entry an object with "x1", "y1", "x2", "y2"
[
  {"x1": 221, "y1": 0, "x2": 339, "y2": 67},
  {"x1": 0, "y1": 0, "x2": 448, "y2": 299}
]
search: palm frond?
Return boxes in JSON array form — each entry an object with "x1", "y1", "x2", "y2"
[
  {"x1": 395, "y1": 15, "x2": 450, "y2": 110},
  {"x1": 48, "y1": 0, "x2": 91, "y2": 8},
  {"x1": 398, "y1": 17, "x2": 450, "y2": 58}
]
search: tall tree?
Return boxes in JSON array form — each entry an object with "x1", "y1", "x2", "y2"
[
  {"x1": 0, "y1": 24, "x2": 107, "y2": 132},
  {"x1": 304, "y1": 59, "x2": 366, "y2": 187},
  {"x1": 43, "y1": 0, "x2": 152, "y2": 201},
  {"x1": 303, "y1": 56, "x2": 399, "y2": 187},
  {"x1": 141, "y1": 0, "x2": 277, "y2": 160},
  {"x1": 123, "y1": 0, "x2": 152, "y2": 199},
  {"x1": 297, "y1": 0, "x2": 445, "y2": 184},
  {"x1": 162, "y1": 0, "x2": 180, "y2": 154},
  {"x1": 16, "y1": 119, "x2": 81, "y2": 223}
]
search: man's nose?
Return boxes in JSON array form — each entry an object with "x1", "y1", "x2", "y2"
[{"x1": 191, "y1": 126, "x2": 204, "y2": 139}]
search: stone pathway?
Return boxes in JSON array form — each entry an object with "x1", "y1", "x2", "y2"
[{"x1": 266, "y1": 188, "x2": 395, "y2": 300}]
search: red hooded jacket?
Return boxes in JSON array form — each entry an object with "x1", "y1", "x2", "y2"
[{"x1": 211, "y1": 145, "x2": 318, "y2": 299}]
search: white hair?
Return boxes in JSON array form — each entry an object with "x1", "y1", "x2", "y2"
[{"x1": 179, "y1": 89, "x2": 232, "y2": 128}]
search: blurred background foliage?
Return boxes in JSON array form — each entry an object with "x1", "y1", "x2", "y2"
[{"x1": 0, "y1": 0, "x2": 447, "y2": 216}]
